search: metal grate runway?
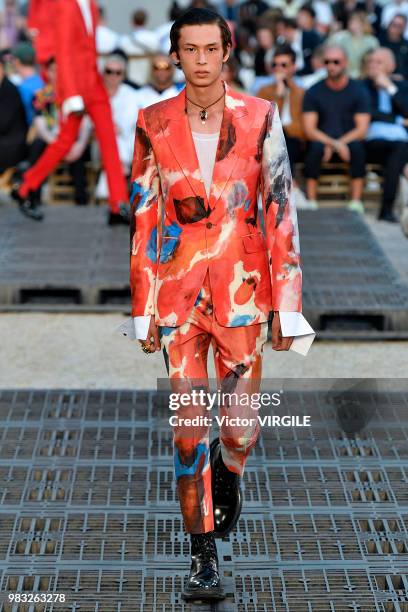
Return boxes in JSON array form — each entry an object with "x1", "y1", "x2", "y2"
[
  {"x1": 0, "y1": 386, "x2": 408, "y2": 611},
  {"x1": 1, "y1": 204, "x2": 408, "y2": 334}
]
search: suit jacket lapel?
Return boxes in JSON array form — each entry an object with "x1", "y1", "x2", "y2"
[
  {"x1": 160, "y1": 82, "x2": 249, "y2": 212},
  {"x1": 160, "y1": 88, "x2": 209, "y2": 208},
  {"x1": 208, "y1": 83, "x2": 248, "y2": 211}
]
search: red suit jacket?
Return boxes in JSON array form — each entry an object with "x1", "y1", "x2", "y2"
[
  {"x1": 54, "y1": 0, "x2": 105, "y2": 107},
  {"x1": 130, "y1": 83, "x2": 302, "y2": 328},
  {"x1": 28, "y1": 0, "x2": 56, "y2": 64}
]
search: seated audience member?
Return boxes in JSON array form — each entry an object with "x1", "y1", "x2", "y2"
[
  {"x1": 119, "y1": 9, "x2": 158, "y2": 56},
  {"x1": 298, "y1": 45, "x2": 327, "y2": 89},
  {"x1": 0, "y1": 50, "x2": 27, "y2": 174},
  {"x1": 135, "y1": 53, "x2": 180, "y2": 106},
  {"x1": 327, "y1": 10, "x2": 379, "y2": 78},
  {"x1": 221, "y1": 55, "x2": 246, "y2": 92},
  {"x1": 0, "y1": 0, "x2": 25, "y2": 50},
  {"x1": 313, "y1": 1, "x2": 334, "y2": 35},
  {"x1": 96, "y1": 5, "x2": 119, "y2": 54},
  {"x1": 235, "y1": 26, "x2": 258, "y2": 90},
  {"x1": 297, "y1": 4, "x2": 320, "y2": 38},
  {"x1": 270, "y1": 0, "x2": 302, "y2": 18},
  {"x1": 10, "y1": 42, "x2": 43, "y2": 125},
  {"x1": 378, "y1": 14, "x2": 408, "y2": 80},
  {"x1": 257, "y1": 45, "x2": 305, "y2": 176},
  {"x1": 239, "y1": 0, "x2": 270, "y2": 35},
  {"x1": 332, "y1": 0, "x2": 382, "y2": 35},
  {"x1": 254, "y1": 23, "x2": 275, "y2": 76},
  {"x1": 381, "y1": 0, "x2": 408, "y2": 40},
  {"x1": 30, "y1": 58, "x2": 92, "y2": 205},
  {"x1": 276, "y1": 16, "x2": 321, "y2": 75},
  {"x1": 277, "y1": 0, "x2": 332, "y2": 36},
  {"x1": 155, "y1": 2, "x2": 184, "y2": 55},
  {"x1": 96, "y1": 53, "x2": 141, "y2": 200},
  {"x1": 97, "y1": 53, "x2": 179, "y2": 199},
  {"x1": 110, "y1": 48, "x2": 140, "y2": 90},
  {"x1": 302, "y1": 45, "x2": 370, "y2": 211},
  {"x1": 363, "y1": 48, "x2": 408, "y2": 222},
  {"x1": 216, "y1": 0, "x2": 241, "y2": 24}
]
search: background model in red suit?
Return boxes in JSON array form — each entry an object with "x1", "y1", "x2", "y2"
[{"x1": 18, "y1": 0, "x2": 129, "y2": 222}]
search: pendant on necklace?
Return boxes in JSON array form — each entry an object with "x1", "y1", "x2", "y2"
[{"x1": 200, "y1": 109, "x2": 208, "y2": 124}]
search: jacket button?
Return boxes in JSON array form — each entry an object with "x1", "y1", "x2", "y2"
[{"x1": 206, "y1": 222, "x2": 213, "y2": 229}]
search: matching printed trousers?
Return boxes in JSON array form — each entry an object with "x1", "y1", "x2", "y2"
[{"x1": 159, "y1": 268, "x2": 269, "y2": 534}]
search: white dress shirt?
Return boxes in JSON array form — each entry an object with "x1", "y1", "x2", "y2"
[
  {"x1": 126, "y1": 128, "x2": 316, "y2": 356},
  {"x1": 96, "y1": 25, "x2": 120, "y2": 54}
]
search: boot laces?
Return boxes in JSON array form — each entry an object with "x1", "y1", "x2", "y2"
[{"x1": 191, "y1": 532, "x2": 217, "y2": 560}]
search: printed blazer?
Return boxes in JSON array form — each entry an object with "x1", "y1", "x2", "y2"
[{"x1": 130, "y1": 82, "x2": 302, "y2": 328}]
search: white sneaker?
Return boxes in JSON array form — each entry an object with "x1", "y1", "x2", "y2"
[
  {"x1": 293, "y1": 187, "x2": 308, "y2": 209},
  {"x1": 297, "y1": 194, "x2": 318, "y2": 210},
  {"x1": 347, "y1": 200, "x2": 365, "y2": 214}
]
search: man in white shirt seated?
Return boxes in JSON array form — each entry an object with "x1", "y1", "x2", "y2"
[
  {"x1": 133, "y1": 53, "x2": 182, "y2": 108},
  {"x1": 119, "y1": 9, "x2": 158, "y2": 56}
]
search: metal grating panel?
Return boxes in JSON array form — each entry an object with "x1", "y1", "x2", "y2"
[{"x1": 0, "y1": 387, "x2": 408, "y2": 611}]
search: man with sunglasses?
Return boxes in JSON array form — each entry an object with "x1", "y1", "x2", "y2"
[
  {"x1": 257, "y1": 45, "x2": 305, "y2": 178},
  {"x1": 133, "y1": 53, "x2": 181, "y2": 109},
  {"x1": 128, "y1": 7, "x2": 315, "y2": 602},
  {"x1": 302, "y1": 45, "x2": 371, "y2": 211}
]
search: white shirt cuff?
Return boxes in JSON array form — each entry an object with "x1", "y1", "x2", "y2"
[
  {"x1": 133, "y1": 315, "x2": 151, "y2": 340},
  {"x1": 62, "y1": 95, "x2": 85, "y2": 117},
  {"x1": 115, "y1": 316, "x2": 150, "y2": 340},
  {"x1": 279, "y1": 311, "x2": 316, "y2": 356}
]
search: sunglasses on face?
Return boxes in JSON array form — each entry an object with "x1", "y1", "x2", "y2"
[
  {"x1": 324, "y1": 58, "x2": 341, "y2": 65},
  {"x1": 272, "y1": 61, "x2": 289, "y2": 68},
  {"x1": 153, "y1": 61, "x2": 171, "y2": 71},
  {"x1": 105, "y1": 68, "x2": 123, "y2": 76}
]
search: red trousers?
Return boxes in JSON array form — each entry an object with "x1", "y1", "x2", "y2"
[{"x1": 21, "y1": 95, "x2": 128, "y2": 212}]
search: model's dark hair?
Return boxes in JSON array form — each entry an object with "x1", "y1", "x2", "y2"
[
  {"x1": 170, "y1": 8, "x2": 232, "y2": 67},
  {"x1": 273, "y1": 44, "x2": 297, "y2": 65}
]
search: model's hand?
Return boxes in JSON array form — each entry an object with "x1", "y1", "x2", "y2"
[
  {"x1": 271, "y1": 311, "x2": 294, "y2": 351},
  {"x1": 138, "y1": 316, "x2": 161, "y2": 353}
]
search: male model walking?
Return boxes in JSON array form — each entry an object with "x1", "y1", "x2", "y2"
[
  {"x1": 129, "y1": 8, "x2": 314, "y2": 601},
  {"x1": 12, "y1": 0, "x2": 129, "y2": 224}
]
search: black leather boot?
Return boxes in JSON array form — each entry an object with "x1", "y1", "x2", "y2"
[
  {"x1": 10, "y1": 178, "x2": 44, "y2": 222},
  {"x1": 181, "y1": 531, "x2": 225, "y2": 601},
  {"x1": 210, "y1": 437, "x2": 243, "y2": 538},
  {"x1": 107, "y1": 202, "x2": 130, "y2": 225}
]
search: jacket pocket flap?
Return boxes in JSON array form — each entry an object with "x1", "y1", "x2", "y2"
[{"x1": 242, "y1": 232, "x2": 267, "y2": 253}]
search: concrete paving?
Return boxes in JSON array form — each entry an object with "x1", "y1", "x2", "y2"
[{"x1": 1, "y1": 312, "x2": 407, "y2": 388}]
